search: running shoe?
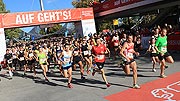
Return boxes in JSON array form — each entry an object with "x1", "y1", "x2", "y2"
[
  {"x1": 133, "y1": 84, "x2": 140, "y2": 89},
  {"x1": 160, "y1": 74, "x2": 167, "y2": 78},
  {"x1": 92, "y1": 69, "x2": 96, "y2": 76},
  {"x1": 87, "y1": 70, "x2": 91, "y2": 75},
  {"x1": 45, "y1": 78, "x2": 50, "y2": 82},
  {"x1": 165, "y1": 65, "x2": 168, "y2": 69},
  {"x1": 68, "y1": 83, "x2": 73, "y2": 88},
  {"x1": 81, "y1": 76, "x2": 86, "y2": 80},
  {"x1": 106, "y1": 83, "x2": 111, "y2": 87},
  {"x1": 152, "y1": 69, "x2": 156, "y2": 72}
]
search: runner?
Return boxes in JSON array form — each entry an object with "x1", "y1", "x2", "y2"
[
  {"x1": 81, "y1": 39, "x2": 92, "y2": 74},
  {"x1": 72, "y1": 40, "x2": 85, "y2": 79},
  {"x1": 18, "y1": 46, "x2": 27, "y2": 76},
  {"x1": 11, "y1": 47, "x2": 19, "y2": 71},
  {"x1": 147, "y1": 38, "x2": 159, "y2": 72},
  {"x1": 155, "y1": 28, "x2": 174, "y2": 78},
  {"x1": 60, "y1": 44, "x2": 73, "y2": 88},
  {"x1": 4, "y1": 49, "x2": 13, "y2": 79},
  {"x1": 112, "y1": 32, "x2": 120, "y2": 60},
  {"x1": 27, "y1": 48, "x2": 36, "y2": 77},
  {"x1": 120, "y1": 34, "x2": 140, "y2": 89},
  {"x1": 36, "y1": 47, "x2": 49, "y2": 82},
  {"x1": 92, "y1": 38, "x2": 111, "y2": 88}
]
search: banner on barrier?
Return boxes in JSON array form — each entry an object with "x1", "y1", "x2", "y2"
[
  {"x1": 168, "y1": 35, "x2": 180, "y2": 50},
  {"x1": 0, "y1": 28, "x2": 6, "y2": 61},
  {"x1": 81, "y1": 19, "x2": 96, "y2": 39},
  {"x1": 141, "y1": 37, "x2": 151, "y2": 49}
]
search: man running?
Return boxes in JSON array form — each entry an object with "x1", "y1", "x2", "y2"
[
  {"x1": 92, "y1": 38, "x2": 111, "y2": 88},
  {"x1": 155, "y1": 28, "x2": 174, "y2": 78},
  {"x1": 120, "y1": 34, "x2": 140, "y2": 89},
  {"x1": 60, "y1": 44, "x2": 73, "y2": 88}
]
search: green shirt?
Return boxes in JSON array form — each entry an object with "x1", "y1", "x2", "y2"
[
  {"x1": 155, "y1": 36, "x2": 167, "y2": 53},
  {"x1": 38, "y1": 52, "x2": 47, "y2": 64}
]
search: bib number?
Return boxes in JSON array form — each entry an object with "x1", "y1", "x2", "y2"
[
  {"x1": 13, "y1": 55, "x2": 17, "y2": 59},
  {"x1": 83, "y1": 51, "x2": 89, "y2": 55},
  {"x1": 74, "y1": 51, "x2": 78, "y2": 55},
  {"x1": 97, "y1": 55, "x2": 104, "y2": 60},
  {"x1": 20, "y1": 57, "x2": 24, "y2": 61},
  {"x1": 127, "y1": 53, "x2": 133, "y2": 59},
  {"x1": 29, "y1": 53, "x2": 34, "y2": 57},
  {"x1": 114, "y1": 42, "x2": 119, "y2": 46},
  {"x1": 161, "y1": 47, "x2": 167, "y2": 53},
  {"x1": 40, "y1": 58, "x2": 46, "y2": 63},
  {"x1": 8, "y1": 59, "x2": 12, "y2": 64}
]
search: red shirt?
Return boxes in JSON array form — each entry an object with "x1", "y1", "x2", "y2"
[{"x1": 92, "y1": 44, "x2": 107, "y2": 63}]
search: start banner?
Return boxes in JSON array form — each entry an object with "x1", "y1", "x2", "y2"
[{"x1": 1, "y1": 8, "x2": 94, "y2": 28}]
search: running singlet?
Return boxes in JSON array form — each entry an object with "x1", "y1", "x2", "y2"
[
  {"x1": 155, "y1": 36, "x2": 167, "y2": 53},
  {"x1": 124, "y1": 43, "x2": 134, "y2": 60},
  {"x1": 19, "y1": 51, "x2": 25, "y2": 61},
  {"x1": 73, "y1": 47, "x2": 79, "y2": 56},
  {"x1": 113, "y1": 36, "x2": 119, "y2": 46},
  {"x1": 81, "y1": 44, "x2": 89, "y2": 56},
  {"x1": 38, "y1": 53, "x2": 47, "y2": 64},
  {"x1": 92, "y1": 44, "x2": 106, "y2": 63},
  {"x1": 62, "y1": 51, "x2": 72, "y2": 67}
]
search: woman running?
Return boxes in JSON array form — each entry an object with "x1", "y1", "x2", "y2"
[
  {"x1": 147, "y1": 38, "x2": 159, "y2": 72},
  {"x1": 72, "y1": 40, "x2": 85, "y2": 79},
  {"x1": 37, "y1": 47, "x2": 49, "y2": 82}
]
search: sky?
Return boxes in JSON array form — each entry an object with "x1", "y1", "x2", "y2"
[{"x1": 3, "y1": 0, "x2": 74, "y2": 32}]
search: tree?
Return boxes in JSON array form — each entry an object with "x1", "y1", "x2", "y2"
[
  {"x1": 5, "y1": 28, "x2": 22, "y2": 39},
  {"x1": 72, "y1": 0, "x2": 100, "y2": 8},
  {"x1": 47, "y1": 24, "x2": 63, "y2": 34},
  {"x1": 0, "y1": 0, "x2": 21, "y2": 40}
]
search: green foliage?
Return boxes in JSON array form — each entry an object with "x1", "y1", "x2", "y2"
[
  {"x1": 0, "y1": 0, "x2": 22, "y2": 39},
  {"x1": 0, "y1": 0, "x2": 6, "y2": 12},
  {"x1": 47, "y1": 24, "x2": 62, "y2": 34},
  {"x1": 5, "y1": 28, "x2": 22, "y2": 39},
  {"x1": 72, "y1": 0, "x2": 99, "y2": 8},
  {"x1": 98, "y1": 20, "x2": 113, "y2": 31},
  {"x1": 39, "y1": 29, "x2": 46, "y2": 35}
]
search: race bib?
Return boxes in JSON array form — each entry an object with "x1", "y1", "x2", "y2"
[
  {"x1": 13, "y1": 55, "x2": 17, "y2": 59},
  {"x1": 83, "y1": 51, "x2": 89, "y2": 55},
  {"x1": 127, "y1": 53, "x2": 133, "y2": 59},
  {"x1": 64, "y1": 58, "x2": 71, "y2": 65},
  {"x1": 8, "y1": 59, "x2": 12, "y2": 63},
  {"x1": 161, "y1": 47, "x2": 167, "y2": 53},
  {"x1": 74, "y1": 51, "x2": 78, "y2": 55},
  {"x1": 114, "y1": 42, "x2": 119, "y2": 46},
  {"x1": 29, "y1": 53, "x2": 34, "y2": 57},
  {"x1": 40, "y1": 58, "x2": 46, "y2": 63},
  {"x1": 20, "y1": 57, "x2": 24, "y2": 61},
  {"x1": 97, "y1": 55, "x2": 105, "y2": 60}
]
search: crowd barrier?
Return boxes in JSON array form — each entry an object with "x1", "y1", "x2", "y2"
[{"x1": 168, "y1": 35, "x2": 180, "y2": 51}]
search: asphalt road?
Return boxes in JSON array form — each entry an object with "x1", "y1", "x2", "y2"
[{"x1": 0, "y1": 51, "x2": 180, "y2": 101}]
